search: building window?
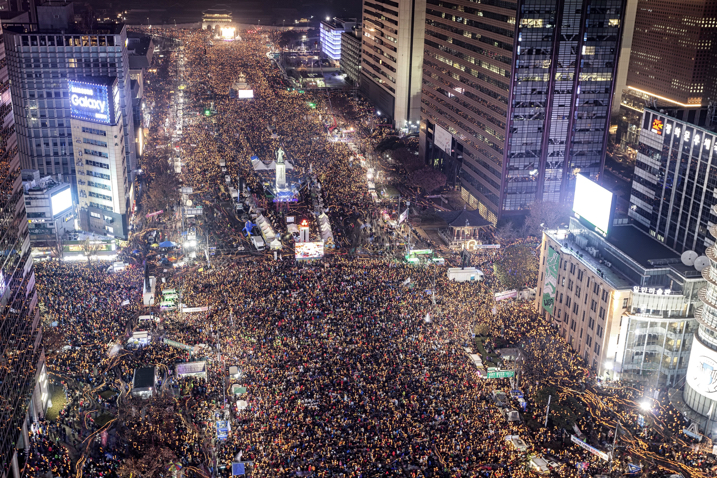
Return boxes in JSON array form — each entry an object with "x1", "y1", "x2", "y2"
[
  {"x1": 84, "y1": 148, "x2": 109, "y2": 159},
  {"x1": 89, "y1": 191, "x2": 112, "y2": 201},
  {"x1": 81, "y1": 126, "x2": 107, "y2": 136},
  {"x1": 83, "y1": 137, "x2": 108, "y2": 148},
  {"x1": 86, "y1": 159, "x2": 110, "y2": 170}
]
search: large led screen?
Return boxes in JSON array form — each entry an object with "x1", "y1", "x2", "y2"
[
  {"x1": 69, "y1": 80, "x2": 111, "y2": 124},
  {"x1": 686, "y1": 339, "x2": 717, "y2": 400},
  {"x1": 51, "y1": 187, "x2": 73, "y2": 217},
  {"x1": 295, "y1": 242, "x2": 324, "y2": 260},
  {"x1": 572, "y1": 174, "x2": 613, "y2": 236}
]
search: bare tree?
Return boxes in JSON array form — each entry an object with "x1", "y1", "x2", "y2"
[
  {"x1": 81, "y1": 238, "x2": 103, "y2": 264},
  {"x1": 523, "y1": 201, "x2": 572, "y2": 238}
]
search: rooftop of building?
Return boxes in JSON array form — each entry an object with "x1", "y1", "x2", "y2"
[
  {"x1": 126, "y1": 32, "x2": 152, "y2": 56},
  {"x1": 203, "y1": 7, "x2": 232, "y2": 16},
  {"x1": 133, "y1": 366, "x2": 155, "y2": 388},
  {"x1": 436, "y1": 208, "x2": 492, "y2": 228},
  {"x1": 23, "y1": 176, "x2": 69, "y2": 193},
  {"x1": 644, "y1": 107, "x2": 717, "y2": 135},
  {"x1": 321, "y1": 18, "x2": 357, "y2": 29},
  {"x1": 2, "y1": 22, "x2": 124, "y2": 35},
  {"x1": 0, "y1": 11, "x2": 30, "y2": 21},
  {"x1": 547, "y1": 222, "x2": 701, "y2": 290},
  {"x1": 607, "y1": 225, "x2": 683, "y2": 270}
]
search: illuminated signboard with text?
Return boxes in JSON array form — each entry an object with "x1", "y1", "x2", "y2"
[{"x1": 68, "y1": 79, "x2": 111, "y2": 125}]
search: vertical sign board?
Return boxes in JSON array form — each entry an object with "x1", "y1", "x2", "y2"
[
  {"x1": 434, "y1": 124, "x2": 453, "y2": 154},
  {"x1": 542, "y1": 246, "x2": 560, "y2": 314}
]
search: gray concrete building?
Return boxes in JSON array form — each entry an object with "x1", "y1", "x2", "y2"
[
  {"x1": 340, "y1": 26, "x2": 362, "y2": 85},
  {"x1": 360, "y1": 0, "x2": 426, "y2": 129}
]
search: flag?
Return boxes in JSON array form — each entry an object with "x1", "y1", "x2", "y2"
[
  {"x1": 399, "y1": 208, "x2": 409, "y2": 224},
  {"x1": 402, "y1": 277, "x2": 411, "y2": 286},
  {"x1": 424, "y1": 313, "x2": 431, "y2": 322}
]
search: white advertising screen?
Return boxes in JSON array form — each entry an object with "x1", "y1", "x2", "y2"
[
  {"x1": 295, "y1": 242, "x2": 324, "y2": 260},
  {"x1": 238, "y1": 90, "x2": 254, "y2": 99},
  {"x1": 434, "y1": 124, "x2": 452, "y2": 154},
  {"x1": 686, "y1": 339, "x2": 717, "y2": 400},
  {"x1": 51, "y1": 188, "x2": 73, "y2": 216},
  {"x1": 572, "y1": 174, "x2": 613, "y2": 235}
]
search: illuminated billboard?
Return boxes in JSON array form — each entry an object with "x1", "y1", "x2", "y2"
[
  {"x1": 686, "y1": 339, "x2": 717, "y2": 400},
  {"x1": 238, "y1": 90, "x2": 254, "y2": 99},
  {"x1": 69, "y1": 79, "x2": 112, "y2": 125},
  {"x1": 651, "y1": 117, "x2": 664, "y2": 136},
  {"x1": 295, "y1": 241, "x2": 324, "y2": 260},
  {"x1": 51, "y1": 187, "x2": 73, "y2": 217},
  {"x1": 573, "y1": 174, "x2": 613, "y2": 236}
]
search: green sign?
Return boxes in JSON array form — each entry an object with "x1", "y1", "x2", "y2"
[
  {"x1": 487, "y1": 370, "x2": 515, "y2": 379},
  {"x1": 542, "y1": 245, "x2": 560, "y2": 314},
  {"x1": 163, "y1": 338, "x2": 194, "y2": 351}
]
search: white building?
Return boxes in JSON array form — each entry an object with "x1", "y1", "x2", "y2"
[
  {"x1": 538, "y1": 218, "x2": 702, "y2": 386},
  {"x1": 70, "y1": 76, "x2": 131, "y2": 239},
  {"x1": 22, "y1": 169, "x2": 74, "y2": 246},
  {"x1": 320, "y1": 18, "x2": 357, "y2": 61}
]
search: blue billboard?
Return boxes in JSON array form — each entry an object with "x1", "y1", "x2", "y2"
[{"x1": 69, "y1": 80, "x2": 111, "y2": 125}]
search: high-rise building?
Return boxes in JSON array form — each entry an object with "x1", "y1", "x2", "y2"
[
  {"x1": 419, "y1": 0, "x2": 625, "y2": 223},
  {"x1": 628, "y1": 0, "x2": 717, "y2": 108},
  {"x1": 360, "y1": 0, "x2": 426, "y2": 129},
  {"x1": 70, "y1": 76, "x2": 131, "y2": 239},
  {"x1": 615, "y1": 0, "x2": 717, "y2": 151},
  {"x1": 0, "y1": 16, "x2": 46, "y2": 478},
  {"x1": 684, "y1": 204, "x2": 717, "y2": 435},
  {"x1": 3, "y1": 1, "x2": 136, "y2": 204},
  {"x1": 340, "y1": 26, "x2": 362, "y2": 85},
  {"x1": 629, "y1": 108, "x2": 717, "y2": 254},
  {"x1": 320, "y1": 18, "x2": 357, "y2": 61}
]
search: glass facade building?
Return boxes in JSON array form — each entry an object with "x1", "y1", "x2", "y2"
[
  {"x1": 341, "y1": 28, "x2": 362, "y2": 84},
  {"x1": 2, "y1": 12, "x2": 136, "y2": 203},
  {"x1": 320, "y1": 19, "x2": 357, "y2": 61},
  {"x1": 629, "y1": 108, "x2": 717, "y2": 254},
  {"x1": 617, "y1": 292, "x2": 699, "y2": 387},
  {"x1": 420, "y1": 0, "x2": 625, "y2": 221}
]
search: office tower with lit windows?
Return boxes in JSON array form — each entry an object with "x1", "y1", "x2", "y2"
[
  {"x1": 320, "y1": 18, "x2": 357, "y2": 61},
  {"x1": 361, "y1": 0, "x2": 426, "y2": 128},
  {"x1": 629, "y1": 108, "x2": 717, "y2": 254},
  {"x1": 616, "y1": 0, "x2": 717, "y2": 150},
  {"x1": 0, "y1": 12, "x2": 46, "y2": 478},
  {"x1": 341, "y1": 26, "x2": 362, "y2": 84},
  {"x1": 420, "y1": 0, "x2": 625, "y2": 223},
  {"x1": 3, "y1": 1, "x2": 136, "y2": 203}
]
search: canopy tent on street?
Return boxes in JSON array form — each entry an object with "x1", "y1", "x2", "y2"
[{"x1": 159, "y1": 241, "x2": 178, "y2": 248}]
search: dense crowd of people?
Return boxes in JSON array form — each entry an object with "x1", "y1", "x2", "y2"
[{"x1": 21, "y1": 26, "x2": 717, "y2": 478}]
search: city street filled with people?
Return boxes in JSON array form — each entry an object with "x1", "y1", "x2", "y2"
[{"x1": 23, "y1": 27, "x2": 717, "y2": 478}]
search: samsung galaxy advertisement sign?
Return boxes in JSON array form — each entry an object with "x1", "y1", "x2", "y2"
[{"x1": 68, "y1": 80, "x2": 113, "y2": 125}]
